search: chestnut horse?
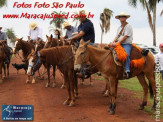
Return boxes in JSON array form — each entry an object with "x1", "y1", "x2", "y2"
[
  {"x1": 13, "y1": 38, "x2": 36, "y2": 83},
  {"x1": 27, "y1": 46, "x2": 78, "y2": 106},
  {"x1": 74, "y1": 40, "x2": 156, "y2": 115}
]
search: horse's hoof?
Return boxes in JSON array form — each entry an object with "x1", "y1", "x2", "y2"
[
  {"x1": 45, "y1": 84, "x2": 49, "y2": 88},
  {"x1": 26, "y1": 80, "x2": 30, "y2": 84},
  {"x1": 90, "y1": 82, "x2": 93, "y2": 86},
  {"x1": 60, "y1": 84, "x2": 65, "y2": 89},
  {"x1": 52, "y1": 83, "x2": 57, "y2": 88},
  {"x1": 63, "y1": 100, "x2": 70, "y2": 105},
  {"x1": 0, "y1": 79, "x2": 3, "y2": 83},
  {"x1": 103, "y1": 90, "x2": 109, "y2": 97},
  {"x1": 69, "y1": 101, "x2": 75, "y2": 107},
  {"x1": 32, "y1": 79, "x2": 36, "y2": 84},
  {"x1": 109, "y1": 110, "x2": 115, "y2": 115},
  {"x1": 139, "y1": 106, "x2": 144, "y2": 110}
]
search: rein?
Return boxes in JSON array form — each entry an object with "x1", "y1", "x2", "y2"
[{"x1": 81, "y1": 46, "x2": 113, "y2": 71}]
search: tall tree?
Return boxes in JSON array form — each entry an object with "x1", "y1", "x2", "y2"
[
  {"x1": 100, "y1": 8, "x2": 113, "y2": 46},
  {"x1": 0, "y1": 0, "x2": 7, "y2": 8},
  {"x1": 5, "y1": 28, "x2": 16, "y2": 44},
  {"x1": 128, "y1": 0, "x2": 163, "y2": 46}
]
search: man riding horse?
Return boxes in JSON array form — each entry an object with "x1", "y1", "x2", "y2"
[
  {"x1": 110, "y1": 12, "x2": 133, "y2": 78},
  {"x1": 67, "y1": 10, "x2": 95, "y2": 77},
  {"x1": 0, "y1": 26, "x2": 10, "y2": 64},
  {"x1": 28, "y1": 22, "x2": 43, "y2": 44}
]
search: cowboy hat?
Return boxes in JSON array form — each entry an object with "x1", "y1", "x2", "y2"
[
  {"x1": 62, "y1": 21, "x2": 71, "y2": 29},
  {"x1": 29, "y1": 22, "x2": 38, "y2": 30},
  {"x1": 115, "y1": 12, "x2": 130, "y2": 19}
]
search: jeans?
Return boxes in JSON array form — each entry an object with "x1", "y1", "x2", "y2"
[{"x1": 121, "y1": 44, "x2": 132, "y2": 72}]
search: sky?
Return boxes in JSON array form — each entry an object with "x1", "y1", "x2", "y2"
[{"x1": 0, "y1": 0, "x2": 163, "y2": 47}]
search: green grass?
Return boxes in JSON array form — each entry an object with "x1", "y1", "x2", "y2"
[{"x1": 93, "y1": 73, "x2": 163, "y2": 118}]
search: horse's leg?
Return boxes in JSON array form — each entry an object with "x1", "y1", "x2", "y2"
[
  {"x1": 45, "y1": 65, "x2": 50, "y2": 87},
  {"x1": 90, "y1": 75, "x2": 93, "y2": 86},
  {"x1": 108, "y1": 76, "x2": 116, "y2": 115},
  {"x1": 3, "y1": 63, "x2": 6, "y2": 79},
  {"x1": 52, "y1": 66, "x2": 57, "y2": 88},
  {"x1": 74, "y1": 72, "x2": 78, "y2": 98},
  {"x1": 32, "y1": 75, "x2": 36, "y2": 84},
  {"x1": 61, "y1": 77, "x2": 66, "y2": 89},
  {"x1": 115, "y1": 79, "x2": 118, "y2": 99},
  {"x1": 0, "y1": 63, "x2": 3, "y2": 83},
  {"x1": 145, "y1": 72, "x2": 156, "y2": 110},
  {"x1": 7, "y1": 63, "x2": 9, "y2": 77},
  {"x1": 26, "y1": 75, "x2": 30, "y2": 83},
  {"x1": 103, "y1": 77, "x2": 110, "y2": 97},
  {"x1": 137, "y1": 73, "x2": 148, "y2": 110},
  {"x1": 69, "y1": 72, "x2": 75, "y2": 107},
  {"x1": 63, "y1": 75, "x2": 71, "y2": 105}
]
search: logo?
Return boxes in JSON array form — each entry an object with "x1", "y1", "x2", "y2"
[{"x1": 2, "y1": 105, "x2": 33, "y2": 121}]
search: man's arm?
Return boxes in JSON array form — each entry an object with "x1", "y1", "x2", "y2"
[{"x1": 69, "y1": 31, "x2": 85, "y2": 40}]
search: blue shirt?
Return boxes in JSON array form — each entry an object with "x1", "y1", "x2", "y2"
[
  {"x1": 78, "y1": 19, "x2": 95, "y2": 43},
  {"x1": 0, "y1": 31, "x2": 7, "y2": 41},
  {"x1": 66, "y1": 26, "x2": 78, "y2": 38}
]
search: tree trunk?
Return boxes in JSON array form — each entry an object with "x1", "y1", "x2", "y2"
[{"x1": 153, "y1": 0, "x2": 157, "y2": 46}]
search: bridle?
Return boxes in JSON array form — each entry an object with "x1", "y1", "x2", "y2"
[{"x1": 77, "y1": 45, "x2": 113, "y2": 71}]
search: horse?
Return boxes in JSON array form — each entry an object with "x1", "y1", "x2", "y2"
[
  {"x1": 0, "y1": 40, "x2": 12, "y2": 83},
  {"x1": 74, "y1": 40, "x2": 156, "y2": 115},
  {"x1": 27, "y1": 46, "x2": 78, "y2": 106},
  {"x1": 13, "y1": 38, "x2": 36, "y2": 83},
  {"x1": 35, "y1": 40, "x2": 45, "y2": 51}
]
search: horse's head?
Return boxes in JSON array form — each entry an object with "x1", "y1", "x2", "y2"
[
  {"x1": 74, "y1": 39, "x2": 90, "y2": 72},
  {"x1": 27, "y1": 50, "x2": 42, "y2": 75},
  {"x1": 13, "y1": 37, "x2": 23, "y2": 54},
  {"x1": 35, "y1": 40, "x2": 45, "y2": 51},
  {"x1": 44, "y1": 34, "x2": 53, "y2": 48}
]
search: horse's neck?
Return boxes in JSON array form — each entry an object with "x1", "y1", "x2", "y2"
[
  {"x1": 21, "y1": 41, "x2": 33, "y2": 58},
  {"x1": 88, "y1": 46, "x2": 111, "y2": 67}
]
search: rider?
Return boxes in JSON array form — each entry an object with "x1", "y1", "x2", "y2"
[
  {"x1": 67, "y1": 10, "x2": 95, "y2": 77},
  {"x1": 0, "y1": 26, "x2": 10, "y2": 64},
  {"x1": 62, "y1": 21, "x2": 78, "y2": 40},
  {"x1": 67, "y1": 10, "x2": 95, "y2": 45},
  {"x1": 28, "y1": 22, "x2": 42, "y2": 44},
  {"x1": 110, "y1": 12, "x2": 133, "y2": 78}
]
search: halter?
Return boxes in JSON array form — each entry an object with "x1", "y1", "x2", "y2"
[{"x1": 28, "y1": 51, "x2": 41, "y2": 68}]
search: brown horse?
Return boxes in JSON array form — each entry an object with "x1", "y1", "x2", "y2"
[
  {"x1": 27, "y1": 46, "x2": 78, "y2": 106},
  {"x1": 35, "y1": 40, "x2": 45, "y2": 51},
  {"x1": 13, "y1": 38, "x2": 36, "y2": 83},
  {"x1": 74, "y1": 40, "x2": 156, "y2": 115}
]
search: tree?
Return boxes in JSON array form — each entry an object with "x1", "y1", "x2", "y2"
[
  {"x1": 49, "y1": 11, "x2": 66, "y2": 33},
  {"x1": 0, "y1": 0, "x2": 7, "y2": 8},
  {"x1": 5, "y1": 28, "x2": 16, "y2": 44},
  {"x1": 128, "y1": 0, "x2": 163, "y2": 46},
  {"x1": 100, "y1": 8, "x2": 113, "y2": 46}
]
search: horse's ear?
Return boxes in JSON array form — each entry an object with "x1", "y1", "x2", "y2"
[
  {"x1": 20, "y1": 37, "x2": 23, "y2": 40},
  {"x1": 80, "y1": 38, "x2": 84, "y2": 45},
  {"x1": 46, "y1": 35, "x2": 49, "y2": 39},
  {"x1": 50, "y1": 34, "x2": 53, "y2": 39},
  {"x1": 84, "y1": 40, "x2": 90, "y2": 47}
]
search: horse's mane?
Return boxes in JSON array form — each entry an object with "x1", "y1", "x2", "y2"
[
  {"x1": 40, "y1": 46, "x2": 72, "y2": 65},
  {"x1": 87, "y1": 45, "x2": 110, "y2": 55}
]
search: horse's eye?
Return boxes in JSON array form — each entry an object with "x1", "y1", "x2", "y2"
[{"x1": 80, "y1": 52, "x2": 84, "y2": 55}]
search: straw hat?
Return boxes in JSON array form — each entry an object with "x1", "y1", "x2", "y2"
[
  {"x1": 115, "y1": 12, "x2": 130, "y2": 19},
  {"x1": 29, "y1": 22, "x2": 38, "y2": 30},
  {"x1": 62, "y1": 21, "x2": 71, "y2": 29},
  {"x1": 79, "y1": 10, "x2": 87, "y2": 17}
]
